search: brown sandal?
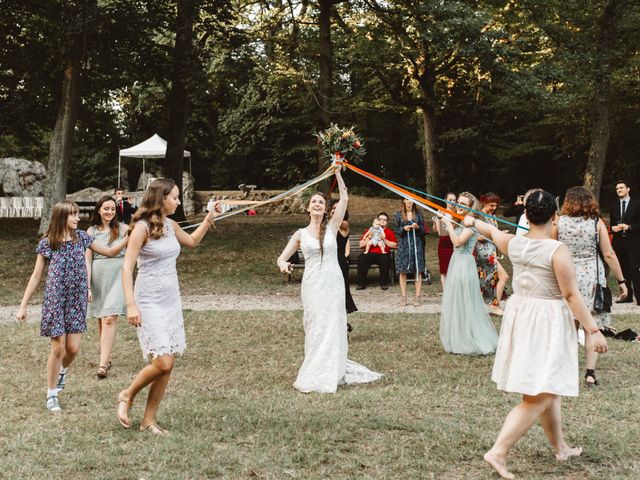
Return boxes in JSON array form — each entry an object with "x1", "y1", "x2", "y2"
[
  {"x1": 140, "y1": 423, "x2": 169, "y2": 436},
  {"x1": 116, "y1": 392, "x2": 132, "y2": 429},
  {"x1": 96, "y1": 365, "x2": 108, "y2": 379}
]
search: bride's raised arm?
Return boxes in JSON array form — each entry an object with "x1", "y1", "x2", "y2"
[{"x1": 328, "y1": 168, "x2": 348, "y2": 232}]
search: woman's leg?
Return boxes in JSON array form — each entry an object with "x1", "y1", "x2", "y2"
[
  {"x1": 484, "y1": 393, "x2": 555, "y2": 479},
  {"x1": 141, "y1": 362, "x2": 174, "y2": 429},
  {"x1": 495, "y1": 261, "x2": 509, "y2": 304},
  {"x1": 539, "y1": 396, "x2": 582, "y2": 460},
  {"x1": 62, "y1": 333, "x2": 83, "y2": 368},
  {"x1": 118, "y1": 355, "x2": 175, "y2": 426},
  {"x1": 98, "y1": 315, "x2": 118, "y2": 367},
  {"x1": 399, "y1": 273, "x2": 407, "y2": 297},
  {"x1": 47, "y1": 336, "x2": 66, "y2": 389},
  {"x1": 584, "y1": 330, "x2": 599, "y2": 384},
  {"x1": 415, "y1": 273, "x2": 422, "y2": 297},
  {"x1": 440, "y1": 273, "x2": 446, "y2": 289}
]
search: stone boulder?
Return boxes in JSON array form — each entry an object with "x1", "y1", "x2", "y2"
[{"x1": 0, "y1": 158, "x2": 47, "y2": 196}]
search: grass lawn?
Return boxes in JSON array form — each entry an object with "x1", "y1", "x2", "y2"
[{"x1": 1, "y1": 311, "x2": 639, "y2": 479}]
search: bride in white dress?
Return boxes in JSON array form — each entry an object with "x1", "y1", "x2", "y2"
[{"x1": 277, "y1": 167, "x2": 382, "y2": 393}]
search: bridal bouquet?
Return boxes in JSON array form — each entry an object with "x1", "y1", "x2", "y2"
[{"x1": 315, "y1": 124, "x2": 366, "y2": 167}]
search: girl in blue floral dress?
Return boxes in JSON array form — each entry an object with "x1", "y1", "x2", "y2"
[{"x1": 16, "y1": 201, "x2": 128, "y2": 413}]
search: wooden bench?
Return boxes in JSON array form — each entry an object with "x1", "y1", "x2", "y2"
[{"x1": 285, "y1": 234, "x2": 396, "y2": 285}]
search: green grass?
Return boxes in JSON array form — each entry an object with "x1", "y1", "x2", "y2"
[
  {"x1": 0, "y1": 216, "x2": 444, "y2": 305},
  {"x1": 1, "y1": 311, "x2": 639, "y2": 479}
]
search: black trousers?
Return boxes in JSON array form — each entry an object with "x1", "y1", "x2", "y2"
[
  {"x1": 357, "y1": 252, "x2": 391, "y2": 287},
  {"x1": 612, "y1": 235, "x2": 640, "y2": 303}
]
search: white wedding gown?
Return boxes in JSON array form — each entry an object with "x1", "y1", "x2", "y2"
[{"x1": 294, "y1": 226, "x2": 382, "y2": 393}]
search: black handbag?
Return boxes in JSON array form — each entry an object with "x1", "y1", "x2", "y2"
[{"x1": 593, "y1": 219, "x2": 612, "y2": 313}]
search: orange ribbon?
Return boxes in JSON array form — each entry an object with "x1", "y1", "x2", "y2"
[{"x1": 339, "y1": 161, "x2": 464, "y2": 220}]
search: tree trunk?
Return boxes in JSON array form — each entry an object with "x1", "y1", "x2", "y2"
[
  {"x1": 583, "y1": 0, "x2": 619, "y2": 200},
  {"x1": 420, "y1": 104, "x2": 440, "y2": 195},
  {"x1": 163, "y1": 0, "x2": 196, "y2": 221},
  {"x1": 317, "y1": 0, "x2": 333, "y2": 173},
  {"x1": 39, "y1": 55, "x2": 82, "y2": 234}
]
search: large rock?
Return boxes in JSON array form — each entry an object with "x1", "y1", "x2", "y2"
[
  {"x1": 182, "y1": 171, "x2": 194, "y2": 216},
  {"x1": 0, "y1": 158, "x2": 47, "y2": 196}
]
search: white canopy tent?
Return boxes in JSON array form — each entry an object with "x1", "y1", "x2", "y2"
[{"x1": 118, "y1": 133, "x2": 192, "y2": 188}]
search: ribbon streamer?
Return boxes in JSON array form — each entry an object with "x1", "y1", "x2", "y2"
[
  {"x1": 383, "y1": 178, "x2": 527, "y2": 231},
  {"x1": 182, "y1": 167, "x2": 335, "y2": 230},
  {"x1": 339, "y1": 162, "x2": 464, "y2": 227}
]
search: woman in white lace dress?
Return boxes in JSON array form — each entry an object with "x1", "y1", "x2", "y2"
[
  {"x1": 117, "y1": 178, "x2": 221, "y2": 435},
  {"x1": 277, "y1": 168, "x2": 382, "y2": 393}
]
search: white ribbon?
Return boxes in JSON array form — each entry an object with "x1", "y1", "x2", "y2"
[{"x1": 182, "y1": 167, "x2": 335, "y2": 230}]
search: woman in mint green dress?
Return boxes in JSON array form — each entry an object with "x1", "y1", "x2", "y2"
[
  {"x1": 86, "y1": 196, "x2": 128, "y2": 379},
  {"x1": 439, "y1": 192, "x2": 498, "y2": 355}
]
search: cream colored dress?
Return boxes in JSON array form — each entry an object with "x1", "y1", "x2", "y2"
[{"x1": 492, "y1": 236, "x2": 579, "y2": 397}]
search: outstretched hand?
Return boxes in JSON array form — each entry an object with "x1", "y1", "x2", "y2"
[
  {"x1": 331, "y1": 159, "x2": 346, "y2": 172},
  {"x1": 463, "y1": 216, "x2": 474, "y2": 228},
  {"x1": 205, "y1": 201, "x2": 223, "y2": 224}
]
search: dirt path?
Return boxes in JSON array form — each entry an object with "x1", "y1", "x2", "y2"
[{"x1": 2, "y1": 288, "x2": 639, "y2": 324}]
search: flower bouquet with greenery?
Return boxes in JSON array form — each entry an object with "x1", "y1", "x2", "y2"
[{"x1": 315, "y1": 124, "x2": 366, "y2": 167}]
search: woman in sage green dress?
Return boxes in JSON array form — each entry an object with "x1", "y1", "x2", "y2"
[
  {"x1": 86, "y1": 195, "x2": 128, "y2": 379},
  {"x1": 439, "y1": 192, "x2": 498, "y2": 355}
]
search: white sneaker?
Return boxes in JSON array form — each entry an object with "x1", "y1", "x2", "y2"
[{"x1": 46, "y1": 396, "x2": 61, "y2": 413}]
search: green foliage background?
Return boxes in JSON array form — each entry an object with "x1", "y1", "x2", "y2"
[{"x1": 0, "y1": 0, "x2": 638, "y2": 201}]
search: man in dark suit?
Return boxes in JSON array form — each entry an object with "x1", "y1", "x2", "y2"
[
  {"x1": 114, "y1": 187, "x2": 137, "y2": 225},
  {"x1": 610, "y1": 180, "x2": 640, "y2": 305}
]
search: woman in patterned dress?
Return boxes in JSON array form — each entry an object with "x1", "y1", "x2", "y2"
[
  {"x1": 116, "y1": 179, "x2": 222, "y2": 435},
  {"x1": 552, "y1": 186, "x2": 627, "y2": 387},
  {"x1": 16, "y1": 201, "x2": 128, "y2": 413},
  {"x1": 86, "y1": 195, "x2": 129, "y2": 379},
  {"x1": 476, "y1": 193, "x2": 509, "y2": 315},
  {"x1": 394, "y1": 199, "x2": 426, "y2": 306}
]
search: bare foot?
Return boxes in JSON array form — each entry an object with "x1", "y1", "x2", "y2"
[
  {"x1": 555, "y1": 446, "x2": 582, "y2": 461},
  {"x1": 116, "y1": 391, "x2": 132, "y2": 429},
  {"x1": 484, "y1": 451, "x2": 515, "y2": 479}
]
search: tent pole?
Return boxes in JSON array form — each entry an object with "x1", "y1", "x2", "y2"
[{"x1": 118, "y1": 155, "x2": 121, "y2": 188}]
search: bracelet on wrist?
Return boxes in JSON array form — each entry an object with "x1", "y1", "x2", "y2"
[
  {"x1": 617, "y1": 279, "x2": 626, "y2": 285},
  {"x1": 586, "y1": 326, "x2": 600, "y2": 335}
]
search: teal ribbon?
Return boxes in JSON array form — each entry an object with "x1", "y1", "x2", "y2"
[{"x1": 383, "y1": 179, "x2": 528, "y2": 231}]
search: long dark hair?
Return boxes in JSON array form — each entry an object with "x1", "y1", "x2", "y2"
[
  {"x1": 89, "y1": 195, "x2": 120, "y2": 243},
  {"x1": 309, "y1": 192, "x2": 328, "y2": 259},
  {"x1": 130, "y1": 178, "x2": 176, "y2": 240},
  {"x1": 400, "y1": 199, "x2": 418, "y2": 222}
]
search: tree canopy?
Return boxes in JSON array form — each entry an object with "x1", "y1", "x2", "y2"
[{"x1": 1, "y1": 0, "x2": 639, "y2": 204}]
